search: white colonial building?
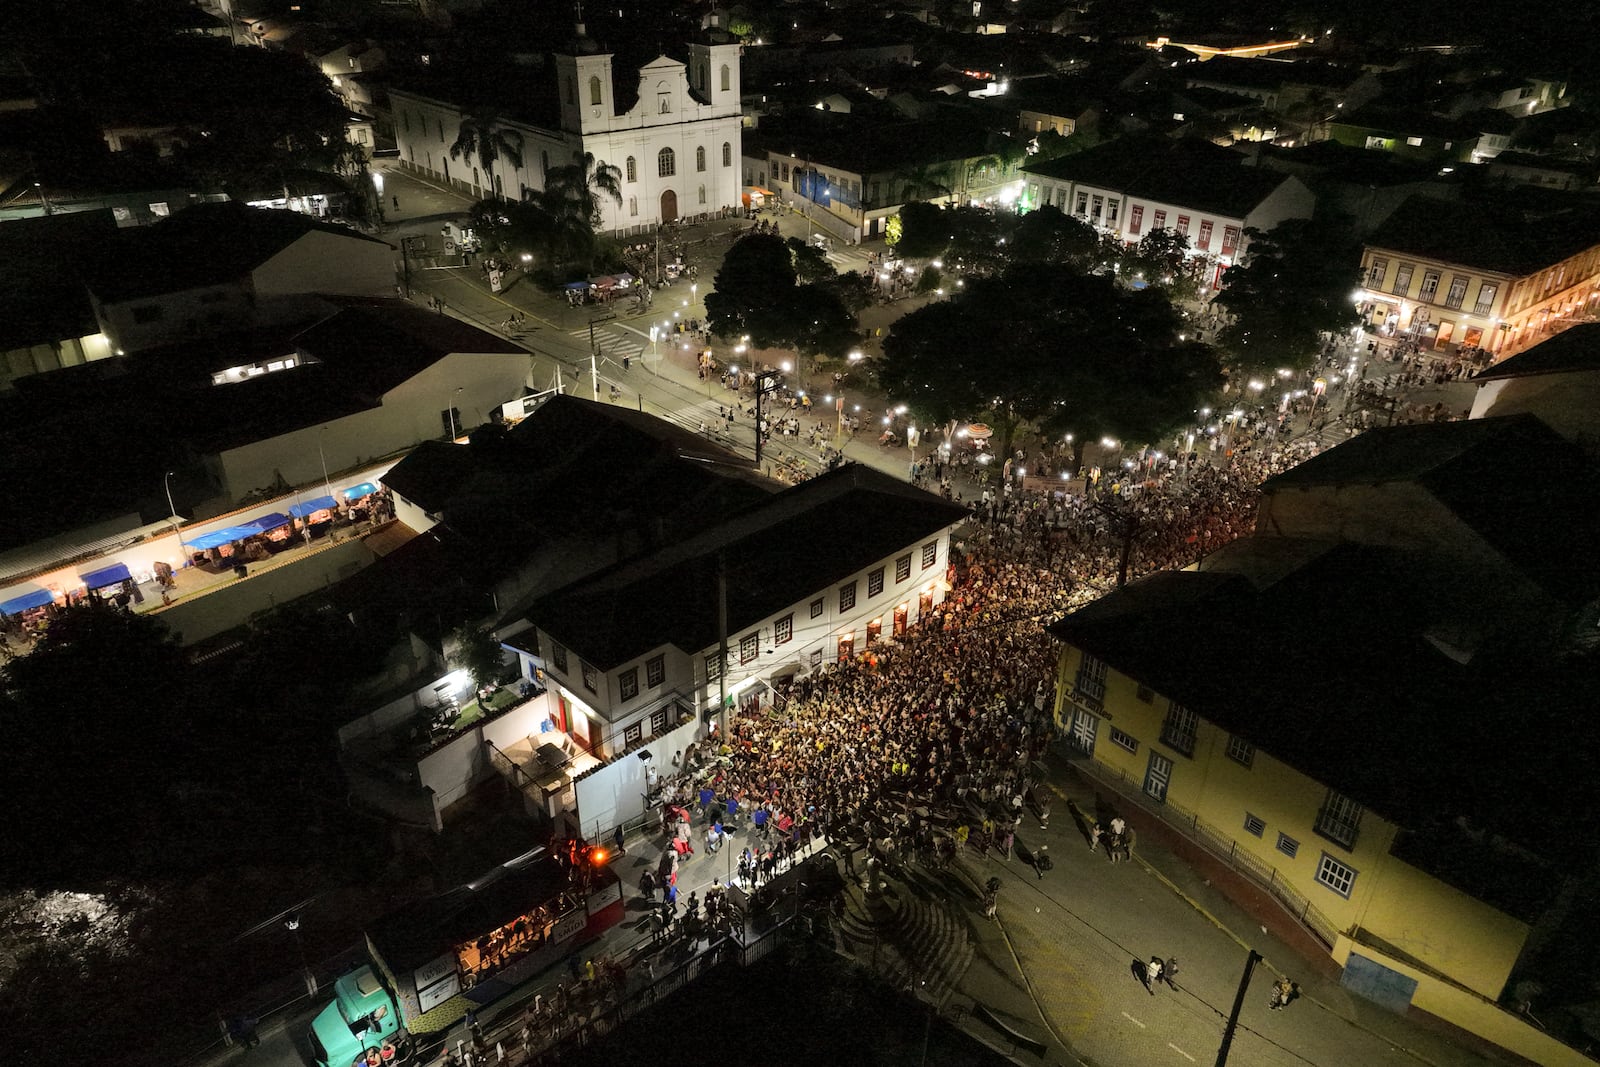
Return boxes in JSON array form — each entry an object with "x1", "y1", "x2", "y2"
[{"x1": 390, "y1": 26, "x2": 743, "y2": 233}]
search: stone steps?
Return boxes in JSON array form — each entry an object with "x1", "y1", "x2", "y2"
[{"x1": 829, "y1": 865, "x2": 975, "y2": 1006}]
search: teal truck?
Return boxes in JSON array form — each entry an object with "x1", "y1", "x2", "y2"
[{"x1": 309, "y1": 965, "x2": 402, "y2": 1067}]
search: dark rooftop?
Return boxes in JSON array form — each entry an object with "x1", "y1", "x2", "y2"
[
  {"x1": 0, "y1": 209, "x2": 119, "y2": 350},
  {"x1": 1364, "y1": 194, "x2": 1600, "y2": 277},
  {"x1": 529, "y1": 463, "x2": 970, "y2": 670},
  {"x1": 1472, "y1": 323, "x2": 1600, "y2": 381},
  {"x1": 1021, "y1": 135, "x2": 1299, "y2": 218},
  {"x1": 88, "y1": 201, "x2": 390, "y2": 302},
  {"x1": 1262, "y1": 414, "x2": 1600, "y2": 603}
]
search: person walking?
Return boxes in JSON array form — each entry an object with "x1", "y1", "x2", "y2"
[
  {"x1": 1268, "y1": 976, "x2": 1298, "y2": 1010},
  {"x1": 1145, "y1": 957, "x2": 1164, "y2": 995},
  {"x1": 1160, "y1": 957, "x2": 1180, "y2": 990}
]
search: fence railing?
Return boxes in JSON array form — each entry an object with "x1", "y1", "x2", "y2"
[{"x1": 1072, "y1": 757, "x2": 1339, "y2": 949}]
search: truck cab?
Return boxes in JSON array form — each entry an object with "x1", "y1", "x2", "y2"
[{"x1": 309, "y1": 965, "x2": 401, "y2": 1067}]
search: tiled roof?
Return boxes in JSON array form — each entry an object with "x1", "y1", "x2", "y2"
[
  {"x1": 1365, "y1": 194, "x2": 1600, "y2": 277},
  {"x1": 1021, "y1": 135, "x2": 1296, "y2": 218},
  {"x1": 529, "y1": 463, "x2": 970, "y2": 670},
  {"x1": 1472, "y1": 323, "x2": 1600, "y2": 380}
]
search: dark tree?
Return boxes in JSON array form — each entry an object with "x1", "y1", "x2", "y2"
[
  {"x1": 705, "y1": 234, "x2": 859, "y2": 358},
  {"x1": 892, "y1": 201, "x2": 948, "y2": 259},
  {"x1": 1212, "y1": 216, "x2": 1364, "y2": 375},
  {"x1": 879, "y1": 264, "x2": 1223, "y2": 465},
  {"x1": 1006, "y1": 205, "x2": 1098, "y2": 268}
]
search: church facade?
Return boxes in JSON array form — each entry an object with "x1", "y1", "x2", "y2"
[{"x1": 390, "y1": 28, "x2": 744, "y2": 233}]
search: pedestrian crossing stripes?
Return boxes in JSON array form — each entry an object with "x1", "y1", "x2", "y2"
[{"x1": 569, "y1": 325, "x2": 645, "y2": 365}]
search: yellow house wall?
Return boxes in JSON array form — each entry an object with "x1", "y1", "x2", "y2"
[
  {"x1": 1332, "y1": 935, "x2": 1584, "y2": 1066},
  {"x1": 1053, "y1": 644, "x2": 1529, "y2": 1000}
]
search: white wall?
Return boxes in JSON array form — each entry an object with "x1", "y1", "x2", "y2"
[
  {"x1": 93, "y1": 281, "x2": 252, "y2": 354},
  {"x1": 213, "y1": 351, "x2": 529, "y2": 501},
  {"x1": 573, "y1": 716, "x2": 699, "y2": 839}
]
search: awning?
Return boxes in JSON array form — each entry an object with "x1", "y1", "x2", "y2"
[
  {"x1": 240, "y1": 513, "x2": 290, "y2": 535},
  {"x1": 187, "y1": 526, "x2": 253, "y2": 551},
  {"x1": 589, "y1": 275, "x2": 617, "y2": 289},
  {"x1": 344, "y1": 482, "x2": 377, "y2": 501},
  {"x1": 562, "y1": 281, "x2": 590, "y2": 291},
  {"x1": 80, "y1": 562, "x2": 132, "y2": 590},
  {"x1": 0, "y1": 588, "x2": 55, "y2": 615},
  {"x1": 613, "y1": 272, "x2": 634, "y2": 287},
  {"x1": 289, "y1": 496, "x2": 337, "y2": 518}
]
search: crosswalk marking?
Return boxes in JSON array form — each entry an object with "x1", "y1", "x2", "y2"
[
  {"x1": 1167, "y1": 1043, "x2": 1195, "y2": 1062},
  {"x1": 569, "y1": 325, "x2": 645, "y2": 363},
  {"x1": 1121, "y1": 1011, "x2": 1146, "y2": 1028}
]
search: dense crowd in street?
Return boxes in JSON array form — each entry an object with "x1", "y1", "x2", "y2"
[{"x1": 642, "y1": 431, "x2": 1332, "y2": 917}]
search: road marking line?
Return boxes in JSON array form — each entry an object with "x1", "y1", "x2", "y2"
[
  {"x1": 1168, "y1": 1043, "x2": 1195, "y2": 1062},
  {"x1": 1121, "y1": 1011, "x2": 1145, "y2": 1029}
]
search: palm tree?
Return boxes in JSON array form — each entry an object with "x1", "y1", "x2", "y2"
[
  {"x1": 895, "y1": 162, "x2": 954, "y2": 206},
  {"x1": 449, "y1": 109, "x2": 524, "y2": 200},
  {"x1": 541, "y1": 151, "x2": 623, "y2": 228}
]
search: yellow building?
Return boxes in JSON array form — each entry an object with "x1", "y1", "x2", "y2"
[
  {"x1": 1358, "y1": 194, "x2": 1600, "y2": 359},
  {"x1": 1046, "y1": 417, "x2": 1600, "y2": 1065}
]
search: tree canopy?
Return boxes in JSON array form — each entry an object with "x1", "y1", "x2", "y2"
[
  {"x1": 704, "y1": 234, "x2": 860, "y2": 359},
  {"x1": 1211, "y1": 216, "x2": 1364, "y2": 375},
  {"x1": 879, "y1": 264, "x2": 1223, "y2": 464}
]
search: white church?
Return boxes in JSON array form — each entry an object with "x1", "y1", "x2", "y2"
[{"x1": 390, "y1": 23, "x2": 744, "y2": 233}]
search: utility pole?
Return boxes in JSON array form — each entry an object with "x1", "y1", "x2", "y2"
[
  {"x1": 1093, "y1": 499, "x2": 1140, "y2": 589},
  {"x1": 1214, "y1": 950, "x2": 1263, "y2": 1067},
  {"x1": 716, "y1": 551, "x2": 729, "y2": 741},
  {"x1": 753, "y1": 368, "x2": 782, "y2": 467}
]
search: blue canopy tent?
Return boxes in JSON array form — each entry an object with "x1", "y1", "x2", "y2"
[
  {"x1": 188, "y1": 525, "x2": 254, "y2": 551},
  {"x1": 288, "y1": 496, "x2": 337, "y2": 518},
  {"x1": 562, "y1": 281, "x2": 590, "y2": 291},
  {"x1": 0, "y1": 588, "x2": 56, "y2": 615},
  {"x1": 239, "y1": 513, "x2": 290, "y2": 535},
  {"x1": 343, "y1": 482, "x2": 377, "y2": 501},
  {"x1": 79, "y1": 562, "x2": 132, "y2": 591}
]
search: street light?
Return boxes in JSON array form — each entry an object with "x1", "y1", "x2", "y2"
[{"x1": 163, "y1": 471, "x2": 185, "y2": 560}]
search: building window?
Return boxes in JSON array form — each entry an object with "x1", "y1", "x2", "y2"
[
  {"x1": 720, "y1": 64, "x2": 730, "y2": 92},
  {"x1": 551, "y1": 642, "x2": 568, "y2": 674},
  {"x1": 1276, "y1": 832, "x2": 1299, "y2": 859},
  {"x1": 1109, "y1": 727, "x2": 1138, "y2": 753},
  {"x1": 658, "y1": 94, "x2": 671, "y2": 114},
  {"x1": 1160, "y1": 701, "x2": 1198, "y2": 757},
  {"x1": 1405, "y1": 135, "x2": 1423, "y2": 147},
  {"x1": 740, "y1": 632, "x2": 759, "y2": 664},
  {"x1": 1243, "y1": 813, "x2": 1265, "y2": 838},
  {"x1": 1074, "y1": 653, "x2": 1107, "y2": 704},
  {"x1": 1391, "y1": 263, "x2": 1414, "y2": 295},
  {"x1": 1128, "y1": 204, "x2": 1144, "y2": 234},
  {"x1": 624, "y1": 721, "x2": 643, "y2": 746},
  {"x1": 1314, "y1": 790, "x2": 1363, "y2": 849},
  {"x1": 1222, "y1": 226, "x2": 1240, "y2": 255},
  {"x1": 696, "y1": 146, "x2": 706, "y2": 172},
  {"x1": 1316, "y1": 853, "x2": 1358, "y2": 897},
  {"x1": 837, "y1": 632, "x2": 854, "y2": 662},
  {"x1": 1444, "y1": 275, "x2": 1468, "y2": 309},
  {"x1": 629, "y1": 197, "x2": 638, "y2": 217},
  {"x1": 1419, "y1": 270, "x2": 1441, "y2": 301},
  {"x1": 650, "y1": 708, "x2": 669, "y2": 735},
  {"x1": 646, "y1": 654, "x2": 665, "y2": 688},
  {"x1": 1366, "y1": 257, "x2": 1387, "y2": 287},
  {"x1": 587, "y1": 75, "x2": 602, "y2": 105},
  {"x1": 722, "y1": 141, "x2": 732, "y2": 167},
  {"x1": 658, "y1": 148, "x2": 675, "y2": 177},
  {"x1": 1143, "y1": 751, "x2": 1172, "y2": 803},
  {"x1": 1473, "y1": 283, "x2": 1497, "y2": 316},
  {"x1": 580, "y1": 661, "x2": 597, "y2": 693},
  {"x1": 895, "y1": 554, "x2": 911, "y2": 582},
  {"x1": 775, "y1": 614, "x2": 793, "y2": 644},
  {"x1": 625, "y1": 157, "x2": 637, "y2": 182},
  {"x1": 1135, "y1": 684, "x2": 1154, "y2": 703},
  {"x1": 1151, "y1": 209, "x2": 1166, "y2": 229},
  {"x1": 705, "y1": 652, "x2": 721, "y2": 682},
  {"x1": 698, "y1": 184, "x2": 706, "y2": 205},
  {"x1": 1107, "y1": 199, "x2": 1119, "y2": 224},
  {"x1": 867, "y1": 567, "x2": 885, "y2": 597},
  {"x1": 619, "y1": 668, "x2": 639, "y2": 701},
  {"x1": 922, "y1": 541, "x2": 938, "y2": 569},
  {"x1": 839, "y1": 581, "x2": 857, "y2": 612},
  {"x1": 810, "y1": 597, "x2": 824, "y2": 619},
  {"x1": 1175, "y1": 215, "x2": 1190, "y2": 234},
  {"x1": 1225, "y1": 735, "x2": 1255, "y2": 768},
  {"x1": 1196, "y1": 220, "x2": 1214, "y2": 250}
]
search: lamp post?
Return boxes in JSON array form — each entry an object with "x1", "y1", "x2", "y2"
[
  {"x1": 164, "y1": 471, "x2": 185, "y2": 559},
  {"x1": 285, "y1": 915, "x2": 317, "y2": 997},
  {"x1": 399, "y1": 235, "x2": 423, "y2": 299},
  {"x1": 753, "y1": 368, "x2": 783, "y2": 467}
]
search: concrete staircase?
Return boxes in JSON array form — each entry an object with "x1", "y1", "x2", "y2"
[{"x1": 830, "y1": 865, "x2": 976, "y2": 1006}]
